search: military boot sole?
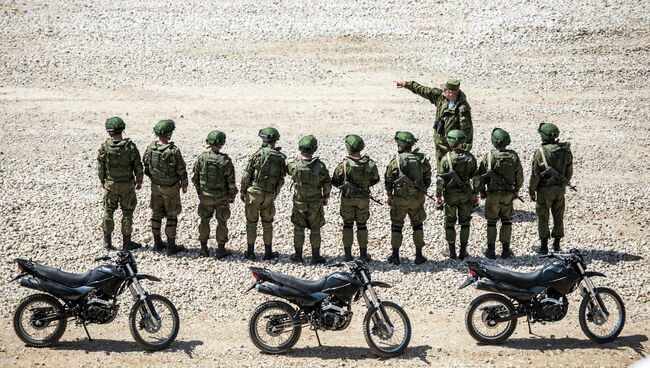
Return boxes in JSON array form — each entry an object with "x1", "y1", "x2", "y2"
[
  {"x1": 387, "y1": 255, "x2": 400, "y2": 266},
  {"x1": 290, "y1": 254, "x2": 303, "y2": 263},
  {"x1": 484, "y1": 249, "x2": 496, "y2": 259},
  {"x1": 123, "y1": 242, "x2": 142, "y2": 251},
  {"x1": 215, "y1": 250, "x2": 232, "y2": 259},
  {"x1": 244, "y1": 251, "x2": 256, "y2": 261},
  {"x1": 414, "y1": 256, "x2": 428, "y2": 265},
  {"x1": 262, "y1": 252, "x2": 279, "y2": 260},
  {"x1": 501, "y1": 250, "x2": 514, "y2": 259}
]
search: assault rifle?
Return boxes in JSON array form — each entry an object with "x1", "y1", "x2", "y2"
[
  {"x1": 438, "y1": 171, "x2": 479, "y2": 209},
  {"x1": 337, "y1": 181, "x2": 383, "y2": 205},
  {"x1": 478, "y1": 170, "x2": 524, "y2": 203},
  {"x1": 541, "y1": 166, "x2": 577, "y2": 192},
  {"x1": 393, "y1": 174, "x2": 436, "y2": 201}
]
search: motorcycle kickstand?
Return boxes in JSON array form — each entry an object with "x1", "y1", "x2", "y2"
[
  {"x1": 526, "y1": 315, "x2": 533, "y2": 335},
  {"x1": 82, "y1": 322, "x2": 93, "y2": 341},
  {"x1": 311, "y1": 325, "x2": 323, "y2": 347}
]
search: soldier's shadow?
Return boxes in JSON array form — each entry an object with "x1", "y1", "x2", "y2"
[{"x1": 512, "y1": 209, "x2": 536, "y2": 223}]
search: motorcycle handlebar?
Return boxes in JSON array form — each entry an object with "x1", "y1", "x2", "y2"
[{"x1": 94, "y1": 255, "x2": 111, "y2": 262}]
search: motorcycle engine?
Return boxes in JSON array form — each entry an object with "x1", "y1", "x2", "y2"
[
  {"x1": 318, "y1": 298, "x2": 353, "y2": 331},
  {"x1": 533, "y1": 292, "x2": 569, "y2": 322},
  {"x1": 84, "y1": 292, "x2": 118, "y2": 324}
]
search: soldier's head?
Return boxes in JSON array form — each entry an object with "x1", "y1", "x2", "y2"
[
  {"x1": 441, "y1": 78, "x2": 461, "y2": 101},
  {"x1": 491, "y1": 128, "x2": 511, "y2": 149},
  {"x1": 259, "y1": 127, "x2": 280, "y2": 147},
  {"x1": 105, "y1": 116, "x2": 125, "y2": 138},
  {"x1": 446, "y1": 129, "x2": 467, "y2": 149},
  {"x1": 154, "y1": 119, "x2": 176, "y2": 142},
  {"x1": 206, "y1": 130, "x2": 226, "y2": 152},
  {"x1": 345, "y1": 134, "x2": 365, "y2": 155},
  {"x1": 394, "y1": 131, "x2": 417, "y2": 152},
  {"x1": 538, "y1": 122, "x2": 559, "y2": 143},
  {"x1": 298, "y1": 135, "x2": 318, "y2": 156}
]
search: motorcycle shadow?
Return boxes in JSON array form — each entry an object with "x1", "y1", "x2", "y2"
[
  {"x1": 285, "y1": 344, "x2": 432, "y2": 362},
  {"x1": 499, "y1": 334, "x2": 647, "y2": 356},
  {"x1": 50, "y1": 339, "x2": 204, "y2": 357}
]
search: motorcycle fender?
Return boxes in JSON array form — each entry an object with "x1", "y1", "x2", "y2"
[
  {"x1": 370, "y1": 281, "x2": 392, "y2": 288},
  {"x1": 583, "y1": 271, "x2": 606, "y2": 278},
  {"x1": 458, "y1": 276, "x2": 476, "y2": 289},
  {"x1": 136, "y1": 274, "x2": 161, "y2": 282}
]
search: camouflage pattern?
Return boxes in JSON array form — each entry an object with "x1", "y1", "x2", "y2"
[
  {"x1": 153, "y1": 119, "x2": 175, "y2": 137},
  {"x1": 206, "y1": 130, "x2": 226, "y2": 146},
  {"x1": 97, "y1": 138, "x2": 143, "y2": 236},
  {"x1": 404, "y1": 80, "x2": 473, "y2": 168},
  {"x1": 105, "y1": 116, "x2": 125, "y2": 132},
  {"x1": 192, "y1": 149, "x2": 237, "y2": 244}
]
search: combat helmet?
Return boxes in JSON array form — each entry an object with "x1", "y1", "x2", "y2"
[
  {"x1": 491, "y1": 128, "x2": 511, "y2": 147},
  {"x1": 258, "y1": 127, "x2": 280, "y2": 143},
  {"x1": 345, "y1": 134, "x2": 365, "y2": 153},
  {"x1": 538, "y1": 122, "x2": 559, "y2": 142},
  {"x1": 394, "y1": 131, "x2": 417, "y2": 147},
  {"x1": 153, "y1": 119, "x2": 176, "y2": 137},
  {"x1": 446, "y1": 129, "x2": 467, "y2": 147},
  {"x1": 206, "y1": 130, "x2": 226, "y2": 146},
  {"x1": 105, "y1": 116, "x2": 125, "y2": 133},
  {"x1": 298, "y1": 135, "x2": 318, "y2": 153}
]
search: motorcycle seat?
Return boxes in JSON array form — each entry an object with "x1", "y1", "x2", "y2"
[
  {"x1": 33, "y1": 263, "x2": 92, "y2": 288},
  {"x1": 267, "y1": 271, "x2": 327, "y2": 293},
  {"x1": 483, "y1": 265, "x2": 542, "y2": 289}
]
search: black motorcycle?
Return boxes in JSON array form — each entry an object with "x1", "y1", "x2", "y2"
[
  {"x1": 459, "y1": 249, "x2": 625, "y2": 344},
  {"x1": 11, "y1": 251, "x2": 179, "y2": 351},
  {"x1": 245, "y1": 260, "x2": 411, "y2": 357}
]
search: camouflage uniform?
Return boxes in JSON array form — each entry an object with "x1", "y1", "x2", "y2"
[
  {"x1": 240, "y1": 132, "x2": 287, "y2": 260},
  {"x1": 404, "y1": 79, "x2": 473, "y2": 170},
  {"x1": 476, "y1": 128, "x2": 524, "y2": 258},
  {"x1": 384, "y1": 132, "x2": 432, "y2": 265},
  {"x1": 529, "y1": 123, "x2": 574, "y2": 253},
  {"x1": 287, "y1": 135, "x2": 332, "y2": 264}
]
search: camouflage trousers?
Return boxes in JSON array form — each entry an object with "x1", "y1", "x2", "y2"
[
  {"x1": 102, "y1": 181, "x2": 137, "y2": 236},
  {"x1": 535, "y1": 186, "x2": 566, "y2": 239},
  {"x1": 340, "y1": 197, "x2": 370, "y2": 250},
  {"x1": 390, "y1": 195, "x2": 426, "y2": 250},
  {"x1": 484, "y1": 192, "x2": 514, "y2": 244},
  {"x1": 245, "y1": 189, "x2": 276, "y2": 246},
  {"x1": 444, "y1": 191, "x2": 473, "y2": 244},
  {"x1": 150, "y1": 183, "x2": 182, "y2": 239},
  {"x1": 291, "y1": 200, "x2": 325, "y2": 253},
  {"x1": 198, "y1": 195, "x2": 231, "y2": 244}
]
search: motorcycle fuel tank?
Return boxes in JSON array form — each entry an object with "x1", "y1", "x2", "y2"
[
  {"x1": 86, "y1": 264, "x2": 127, "y2": 296},
  {"x1": 322, "y1": 272, "x2": 362, "y2": 300},
  {"x1": 539, "y1": 261, "x2": 580, "y2": 294}
]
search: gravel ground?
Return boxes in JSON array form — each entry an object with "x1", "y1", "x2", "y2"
[{"x1": 0, "y1": 0, "x2": 649, "y2": 366}]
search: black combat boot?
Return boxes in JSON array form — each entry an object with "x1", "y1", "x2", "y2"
[
  {"x1": 343, "y1": 246, "x2": 353, "y2": 262},
  {"x1": 215, "y1": 243, "x2": 231, "y2": 259},
  {"x1": 553, "y1": 238, "x2": 561, "y2": 252},
  {"x1": 484, "y1": 243, "x2": 496, "y2": 259},
  {"x1": 290, "y1": 248, "x2": 303, "y2": 263},
  {"x1": 166, "y1": 238, "x2": 184, "y2": 256},
  {"x1": 414, "y1": 247, "x2": 427, "y2": 265},
  {"x1": 153, "y1": 234, "x2": 165, "y2": 252},
  {"x1": 501, "y1": 242, "x2": 513, "y2": 259},
  {"x1": 122, "y1": 235, "x2": 141, "y2": 251},
  {"x1": 459, "y1": 243, "x2": 469, "y2": 260},
  {"x1": 244, "y1": 244, "x2": 256, "y2": 260},
  {"x1": 533, "y1": 239, "x2": 548, "y2": 255},
  {"x1": 310, "y1": 247, "x2": 326, "y2": 265},
  {"x1": 359, "y1": 247, "x2": 371, "y2": 262},
  {"x1": 199, "y1": 241, "x2": 209, "y2": 257},
  {"x1": 262, "y1": 244, "x2": 279, "y2": 260},
  {"x1": 104, "y1": 233, "x2": 115, "y2": 251},
  {"x1": 387, "y1": 248, "x2": 400, "y2": 265},
  {"x1": 447, "y1": 242, "x2": 457, "y2": 260}
]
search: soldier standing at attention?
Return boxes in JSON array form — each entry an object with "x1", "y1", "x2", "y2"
[
  {"x1": 97, "y1": 116, "x2": 144, "y2": 251},
  {"x1": 287, "y1": 135, "x2": 332, "y2": 265},
  {"x1": 384, "y1": 131, "x2": 432, "y2": 266},
  {"x1": 476, "y1": 128, "x2": 524, "y2": 259},
  {"x1": 529, "y1": 123, "x2": 574, "y2": 254},
  {"x1": 331, "y1": 135, "x2": 380, "y2": 261},
  {"x1": 396, "y1": 78, "x2": 473, "y2": 170},
  {"x1": 435, "y1": 130, "x2": 478, "y2": 260},
  {"x1": 192, "y1": 130, "x2": 238, "y2": 259},
  {"x1": 240, "y1": 127, "x2": 287, "y2": 261},
  {"x1": 143, "y1": 119, "x2": 188, "y2": 256}
]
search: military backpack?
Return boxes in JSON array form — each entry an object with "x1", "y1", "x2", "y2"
[
  {"x1": 103, "y1": 139, "x2": 137, "y2": 182},
  {"x1": 394, "y1": 151, "x2": 425, "y2": 197},
  {"x1": 538, "y1": 143, "x2": 572, "y2": 187},
  {"x1": 291, "y1": 158, "x2": 325, "y2": 201},
  {"x1": 252, "y1": 147, "x2": 286, "y2": 193},
  {"x1": 199, "y1": 152, "x2": 231, "y2": 197},
  {"x1": 149, "y1": 143, "x2": 179, "y2": 186}
]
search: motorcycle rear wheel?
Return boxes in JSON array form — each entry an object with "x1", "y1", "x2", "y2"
[
  {"x1": 465, "y1": 293, "x2": 517, "y2": 344},
  {"x1": 129, "y1": 294, "x2": 180, "y2": 351},
  {"x1": 249, "y1": 300, "x2": 301, "y2": 354},
  {"x1": 579, "y1": 287, "x2": 625, "y2": 343},
  {"x1": 13, "y1": 293, "x2": 67, "y2": 347}
]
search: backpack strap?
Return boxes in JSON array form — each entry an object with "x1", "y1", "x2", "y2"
[
  {"x1": 539, "y1": 147, "x2": 549, "y2": 168},
  {"x1": 396, "y1": 153, "x2": 402, "y2": 175},
  {"x1": 343, "y1": 158, "x2": 348, "y2": 182},
  {"x1": 487, "y1": 150, "x2": 492, "y2": 171},
  {"x1": 446, "y1": 152, "x2": 454, "y2": 172}
]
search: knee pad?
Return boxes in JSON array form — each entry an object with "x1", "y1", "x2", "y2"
[
  {"x1": 343, "y1": 221, "x2": 354, "y2": 229},
  {"x1": 487, "y1": 221, "x2": 497, "y2": 227},
  {"x1": 502, "y1": 220, "x2": 512, "y2": 226},
  {"x1": 391, "y1": 224, "x2": 403, "y2": 233},
  {"x1": 357, "y1": 222, "x2": 367, "y2": 231},
  {"x1": 460, "y1": 224, "x2": 470, "y2": 229},
  {"x1": 412, "y1": 223, "x2": 423, "y2": 231},
  {"x1": 311, "y1": 228, "x2": 321, "y2": 235},
  {"x1": 445, "y1": 222, "x2": 455, "y2": 230}
]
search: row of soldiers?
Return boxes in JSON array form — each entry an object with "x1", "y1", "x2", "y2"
[{"x1": 98, "y1": 114, "x2": 573, "y2": 265}]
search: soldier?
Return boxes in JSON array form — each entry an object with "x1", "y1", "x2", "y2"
[
  {"x1": 475, "y1": 128, "x2": 524, "y2": 259},
  {"x1": 143, "y1": 119, "x2": 188, "y2": 256},
  {"x1": 529, "y1": 123, "x2": 574, "y2": 254},
  {"x1": 435, "y1": 130, "x2": 478, "y2": 260},
  {"x1": 287, "y1": 135, "x2": 332, "y2": 265},
  {"x1": 396, "y1": 78, "x2": 473, "y2": 170},
  {"x1": 96, "y1": 116, "x2": 144, "y2": 251},
  {"x1": 331, "y1": 135, "x2": 380, "y2": 261},
  {"x1": 240, "y1": 127, "x2": 287, "y2": 261},
  {"x1": 384, "y1": 131, "x2": 432, "y2": 265},
  {"x1": 192, "y1": 130, "x2": 238, "y2": 259}
]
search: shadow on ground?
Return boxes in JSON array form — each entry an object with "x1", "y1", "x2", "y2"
[
  {"x1": 51, "y1": 339, "x2": 204, "y2": 357},
  {"x1": 286, "y1": 344, "x2": 432, "y2": 363},
  {"x1": 500, "y1": 334, "x2": 647, "y2": 357}
]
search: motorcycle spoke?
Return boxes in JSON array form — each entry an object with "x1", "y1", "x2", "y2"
[
  {"x1": 471, "y1": 302, "x2": 512, "y2": 339},
  {"x1": 135, "y1": 300, "x2": 175, "y2": 344},
  {"x1": 254, "y1": 308, "x2": 295, "y2": 348},
  {"x1": 585, "y1": 292, "x2": 623, "y2": 339},
  {"x1": 19, "y1": 301, "x2": 61, "y2": 341},
  {"x1": 370, "y1": 305, "x2": 407, "y2": 351}
]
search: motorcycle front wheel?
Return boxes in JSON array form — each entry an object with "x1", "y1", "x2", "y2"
[
  {"x1": 13, "y1": 293, "x2": 67, "y2": 347},
  {"x1": 579, "y1": 287, "x2": 625, "y2": 343},
  {"x1": 129, "y1": 294, "x2": 180, "y2": 351},
  {"x1": 363, "y1": 301, "x2": 411, "y2": 357},
  {"x1": 249, "y1": 300, "x2": 302, "y2": 354},
  {"x1": 465, "y1": 293, "x2": 517, "y2": 344}
]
